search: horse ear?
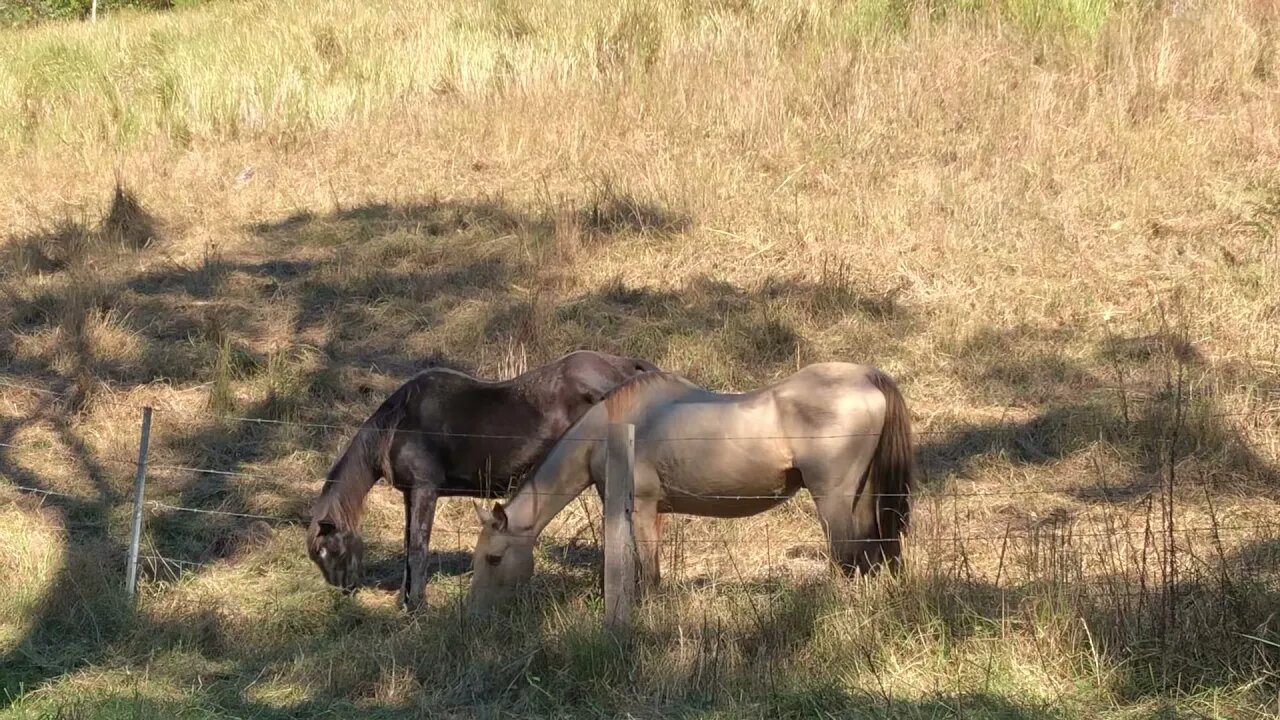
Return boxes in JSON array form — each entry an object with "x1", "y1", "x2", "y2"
[
  {"x1": 491, "y1": 502, "x2": 509, "y2": 532},
  {"x1": 473, "y1": 500, "x2": 493, "y2": 526}
]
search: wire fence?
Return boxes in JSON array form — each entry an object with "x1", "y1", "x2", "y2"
[
  {"x1": 4, "y1": 378, "x2": 1279, "y2": 718},
  {"x1": 3, "y1": 373, "x2": 1278, "y2": 440},
  {"x1": 2, "y1": 376, "x2": 1279, "y2": 592}
]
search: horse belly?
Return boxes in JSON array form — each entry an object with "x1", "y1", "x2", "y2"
[
  {"x1": 650, "y1": 439, "x2": 797, "y2": 518},
  {"x1": 661, "y1": 494, "x2": 793, "y2": 518},
  {"x1": 438, "y1": 473, "x2": 519, "y2": 497},
  {"x1": 438, "y1": 436, "x2": 545, "y2": 496}
]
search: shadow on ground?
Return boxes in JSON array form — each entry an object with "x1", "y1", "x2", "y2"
[
  {"x1": 916, "y1": 324, "x2": 1279, "y2": 503},
  {"x1": 2, "y1": 191, "x2": 1278, "y2": 714},
  {"x1": 9, "y1": 556, "x2": 1273, "y2": 718}
]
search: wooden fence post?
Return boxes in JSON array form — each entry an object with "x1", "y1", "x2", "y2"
[
  {"x1": 125, "y1": 406, "x2": 153, "y2": 599},
  {"x1": 604, "y1": 423, "x2": 636, "y2": 629}
]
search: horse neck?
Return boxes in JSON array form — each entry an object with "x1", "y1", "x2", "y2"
[
  {"x1": 505, "y1": 411, "x2": 599, "y2": 537},
  {"x1": 319, "y1": 431, "x2": 382, "y2": 530}
]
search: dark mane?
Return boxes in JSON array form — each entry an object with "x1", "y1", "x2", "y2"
[{"x1": 314, "y1": 372, "x2": 430, "y2": 528}]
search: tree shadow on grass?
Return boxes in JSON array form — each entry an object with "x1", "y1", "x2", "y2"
[
  {"x1": 0, "y1": 403, "x2": 132, "y2": 706},
  {"x1": 439, "y1": 575, "x2": 1074, "y2": 717},
  {"x1": 4, "y1": 520, "x2": 1273, "y2": 717},
  {"x1": 0, "y1": 190, "x2": 703, "y2": 709},
  {"x1": 249, "y1": 191, "x2": 691, "y2": 251},
  {"x1": 479, "y1": 272, "x2": 912, "y2": 391},
  {"x1": 916, "y1": 324, "x2": 1279, "y2": 504},
  {"x1": 1037, "y1": 534, "x2": 1280, "y2": 706},
  {"x1": 5, "y1": 187, "x2": 1276, "y2": 715},
  {"x1": 359, "y1": 551, "x2": 473, "y2": 592}
]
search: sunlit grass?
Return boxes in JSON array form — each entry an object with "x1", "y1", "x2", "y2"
[
  {"x1": 0, "y1": 0, "x2": 1146, "y2": 153},
  {"x1": 1, "y1": 0, "x2": 1278, "y2": 717}
]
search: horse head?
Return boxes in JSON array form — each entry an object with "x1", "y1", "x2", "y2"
[
  {"x1": 466, "y1": 501, "x2": 536, "y2": 612},
  {"x1": 306, "y1": 501, "x2": 365, "y2": 592}
]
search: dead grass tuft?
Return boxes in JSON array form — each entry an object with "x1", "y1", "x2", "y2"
[
  {"x1": 580, "y1": 177, "x2": 693, "y2": 238},
  {"x1": 99, "y1": 184, "x2": 161, "y2": 251}
]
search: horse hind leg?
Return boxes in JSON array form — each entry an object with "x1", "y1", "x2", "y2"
[
  {"x1": 633, "y1": 500, "x2": 662, "y2": 593},
  {"x1": 809, "y1": 467, "x2": 884, "y2": 576}
]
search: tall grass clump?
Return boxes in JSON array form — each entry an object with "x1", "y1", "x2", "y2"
[{"x1": 0, "y1": 0, "x2": 1150, "y2": 152}]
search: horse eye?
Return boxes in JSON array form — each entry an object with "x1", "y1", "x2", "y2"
[{"x1": 486, "y1": 554, "x2": 502, "y2": 566}]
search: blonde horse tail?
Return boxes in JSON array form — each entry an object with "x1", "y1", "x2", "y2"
[{"x1": 866, "y1": 369, "x2": 914, "y2": 572}]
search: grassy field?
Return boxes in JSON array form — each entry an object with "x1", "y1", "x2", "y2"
[{"x1": 2, "y1": 0, "x2": 1279, "y2": 717}]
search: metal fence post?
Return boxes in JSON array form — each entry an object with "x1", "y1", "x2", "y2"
[
  {"x1": 604, "y1": 423, "x2": 636, "y2": 629},
  {"x1": 125, "y1": 406, "x2": 153, "y2": 598}
]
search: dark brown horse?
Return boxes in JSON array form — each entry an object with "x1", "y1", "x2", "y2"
[{"x1": 306, "y1": 350, "x2": 659, "y2": 609}]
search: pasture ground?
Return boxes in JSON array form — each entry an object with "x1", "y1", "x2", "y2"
[{"x1": 2, "y1": 0, "x2": 1279, "y2": 717}]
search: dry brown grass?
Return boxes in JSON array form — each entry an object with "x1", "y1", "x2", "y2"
[{"x1": 1, "y1": 0, "x2": 1279, "y2": 717}]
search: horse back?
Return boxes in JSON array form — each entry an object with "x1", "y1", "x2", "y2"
[
  {"x1": 391, "y1": 372, "x2": 553, "y2": 493},
  {"x1": 607, "y1": 364, "x2": 884, "y2": 446}
]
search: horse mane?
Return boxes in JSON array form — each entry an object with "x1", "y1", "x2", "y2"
[
  {"x1": 314, "y1": 374, "x2": 425, "y2": 529},
  {"x1": 604, "y1": 371, "x2": 688, "y2": 422}
]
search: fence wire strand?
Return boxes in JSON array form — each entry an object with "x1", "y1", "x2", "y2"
[
  {"x1": 147, "y1": 500, "x2": 295, "y2": 523},
  {"x1": 6, "y1": 441, "x2": 1280, "y2": 525},
  {"x1": 4, "y1": 483, "x2": 82, "y2": 499},
  {"x1": 156, "y1": 404, "x2": 1280, "y2": 442},
  {"x1": 3, "y1": 390, "x2": 1280, "y2": 626}
]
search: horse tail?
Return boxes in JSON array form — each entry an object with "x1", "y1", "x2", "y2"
[{"x1": 866, "y1": 369, "x2": 914, "y2": 569}]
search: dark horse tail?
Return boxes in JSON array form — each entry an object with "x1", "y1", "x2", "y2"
[{"x1": 866, "y1": 370, "x2": 914, "y2": 572}]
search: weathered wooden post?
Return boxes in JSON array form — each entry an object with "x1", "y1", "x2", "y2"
[
  {"x1": 604, "y1": 423, "x2": 636, "y2": 629},
  {"x1": 125, "y1": 406, "x2": 153, "y2": 599}
]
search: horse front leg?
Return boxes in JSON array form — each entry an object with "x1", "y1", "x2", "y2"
[{"x1": 400, "y1": 484, "x2": 439, "y2": 611}]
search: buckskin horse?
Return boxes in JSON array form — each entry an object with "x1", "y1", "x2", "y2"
[
  {"x1": 467, "y1": 363, "x2": 913, "y2": 610},
  {"x1": 306, "y1": 350, "x2": 659, "y2": 609}
]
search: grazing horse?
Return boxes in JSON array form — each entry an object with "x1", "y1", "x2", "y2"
[
  {"x1": 306, "y1": 350, "x2": 659, "y2": 610},
  {"x1": 467, "y1": 363, "x2": 913, "y2": 609}
]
